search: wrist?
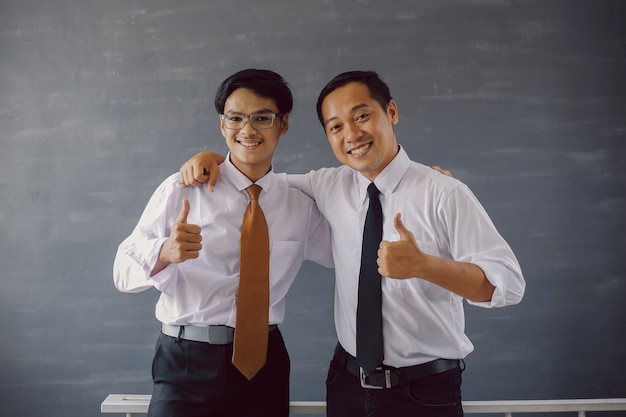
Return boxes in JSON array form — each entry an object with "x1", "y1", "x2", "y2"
[
  {"x1": 151, "y1": 242, "x2": 171, "y2": 276},
  {"x1": 417, "y1": 253, "x2": 450, "y2": 284}
]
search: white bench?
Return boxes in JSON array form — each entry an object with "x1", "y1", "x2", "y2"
[
  {"x1": 101, "y1": 395, "x2": 326, "y2": 415},
  {"x1": 102, "y1": 394, "x2": 626, "y2": 416}
]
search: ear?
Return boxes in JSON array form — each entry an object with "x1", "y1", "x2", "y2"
[
  {"x1": 279, "y1": 113, "x2": 290, "y2": 136},
  {"x1": 387, "y1": 100, "x2": 399, "y2": 125}
]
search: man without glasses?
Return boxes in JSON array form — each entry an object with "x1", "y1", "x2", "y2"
[{"x1": 181, "y1": 70, "x2": 525, "y2": 417}]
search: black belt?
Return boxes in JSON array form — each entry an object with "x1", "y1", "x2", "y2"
[{"x1": 336, "y1": 344, "x2": 460, "y2": 389}]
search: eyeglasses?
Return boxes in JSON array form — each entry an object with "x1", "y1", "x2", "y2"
[{"x1": 221, "y1": 112, "x2": 283, "y2": 130}]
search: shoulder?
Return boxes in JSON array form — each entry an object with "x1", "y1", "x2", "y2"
[
  {"x1": 153, "y1": 172, "x2": 192, "y2": 197},
  {"x1": 158, "y1": 172, "x2": 184, "y2": 189},
  {"x1": 408, "y1": 161, "x2": 461, "y2": 188},
  {"x1": 147, "y1": 173, "x2": 182, "y2": 201},
  {"x1": 401, "y1": 161, "x2": 471, "y2": 205},
  {"x1": 153, "y1": 172, "x2": 216, "y2": 203}
]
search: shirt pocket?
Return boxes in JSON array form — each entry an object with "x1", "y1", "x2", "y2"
[
  {"x1": 384, "y1": 240, "x2": 440, "y2": 290},
  {"x1": 413, "y1": 240, "x2": 439, "y2": 257}
]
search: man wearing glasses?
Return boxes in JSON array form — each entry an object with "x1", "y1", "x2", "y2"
[{"x1": 113, "y1": 69, "x2": 333, "y2": 417}]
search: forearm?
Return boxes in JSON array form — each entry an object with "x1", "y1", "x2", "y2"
[
  {"x1": 419, "y1": 255, "x2": 495, "y2": 302},
  {"x1": 150, "y1": 253, "x2": 170, "y2": 276},
  {"x1": 150, "y1": 237, "x2": 176, "y2": 276}
]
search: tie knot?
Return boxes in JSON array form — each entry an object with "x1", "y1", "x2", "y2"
[
  {"x1": 246, "y1": 184, "x2": 262, "y2": 201},
  {"x1": 367, "y1": 183, "x2": 380, "y2": 199}
]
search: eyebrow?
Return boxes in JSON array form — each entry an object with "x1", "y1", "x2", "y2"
[
  {"x1": 224, "y1": 108, "x2": 276, "y2": 115},
  {"x1": 323, "y1": 103, "x2": 370, "y2": 127}
]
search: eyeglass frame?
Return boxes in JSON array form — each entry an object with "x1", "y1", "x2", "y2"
[{"x1": 220, "y1": 111, "x2": 285, "y2": 130}]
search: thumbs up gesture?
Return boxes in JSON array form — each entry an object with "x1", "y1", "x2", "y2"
[
  {"x1": 158, "y1": 199, "x2": 203, "y2": 265},
  {"x1": 377, "y1": 213, "x2": 429, "y2": 279}
]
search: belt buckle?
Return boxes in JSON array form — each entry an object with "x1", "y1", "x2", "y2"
[{"x1": 359, "y1": 367, "x2": 391, "y2": 389}]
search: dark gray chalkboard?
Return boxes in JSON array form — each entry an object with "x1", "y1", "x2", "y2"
[{"x1": 1, "y1": 1, "x2": 625, "y2": 416}]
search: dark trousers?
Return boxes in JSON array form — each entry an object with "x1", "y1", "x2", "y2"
[
  {"x1": 326, "y1": 344, "x2": 463, "y2": 417},
  {"x1": 147, "y1": 328, "x2": 290, "y2": 417}
]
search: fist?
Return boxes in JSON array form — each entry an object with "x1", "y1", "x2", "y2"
[
  {"x1": 161, "y1": 199, "x2": 202, "y2": 263},
  {"x1": 377, "y1": 213, "x2": 427, "y2": 279}
]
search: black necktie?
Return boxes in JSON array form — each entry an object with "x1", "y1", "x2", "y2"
[{"x1": 356, "y1": 183, "x2": 384, "y2": 374}]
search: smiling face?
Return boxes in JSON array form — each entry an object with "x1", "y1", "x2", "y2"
[
  {"x1": 320, "y1": 82, "x2": 399, "y2": 181},
  {"x1": 220, "y1": 87, "x2": 289, "y2": 181}
]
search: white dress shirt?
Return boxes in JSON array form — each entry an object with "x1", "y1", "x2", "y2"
[
  {"x1": 114, "y1": 154, "x2": 333, "y2": 327},
  {"x1": 288, "y1": 146, "x2": 525, "y2": 368}
]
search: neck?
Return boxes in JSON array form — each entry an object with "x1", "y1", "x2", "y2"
[{"x1": 231, "y1": 159, "x2": 271, "y2": 182}]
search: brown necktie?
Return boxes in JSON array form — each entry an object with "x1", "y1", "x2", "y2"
[{"x1": 232, "y1": 184, "x2": 270, "y2": 380}]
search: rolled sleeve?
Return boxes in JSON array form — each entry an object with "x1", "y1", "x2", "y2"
[
  {"x1": 470, "y1": 260, "x2": 525, "y2": 308},
  {"x1": 113, "y1": 236, "x2": 171, "y2": 292},
  {"x1": 113, "y1": 174, "x2": 181, "y2": 294},
  {"x1": 444, "y1": 183, "x2": 525, "y2": 308}
]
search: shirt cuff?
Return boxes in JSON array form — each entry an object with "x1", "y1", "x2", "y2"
[
  {"x1": 127, "y1": 237, "x2": 168, "y2": 277},
  {"x1": 467, "y1": 261, "x2": 507, "y2": 308}
]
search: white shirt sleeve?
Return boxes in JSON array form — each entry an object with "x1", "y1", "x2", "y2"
[
  {"x1": 441, "y1": 183, "x2": 525, "y2": 308},
  {"x1": 303, "y1": 199, "x2": 334, "y2": 269},
  {"x1": 285, "y1": 172, "x2": 334, "y2": 269},
  {"x1": 286, "y1": 173, "x2": 316, "y2": 199},
  {"x1": 113, "y1": 175, "x2": 181, "y2": 294}
]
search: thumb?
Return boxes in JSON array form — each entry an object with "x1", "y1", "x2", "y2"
[
  {"x1": 176, "y1": 198, "x2": 190, "y2": 224},
  {"x1": 393, "y1": 213, "x2": 412, "y2": 240}
]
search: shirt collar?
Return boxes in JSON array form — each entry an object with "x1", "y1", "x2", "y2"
[
  {"x1": 355, "y1": 145, "x2": 410, "y2": 204},
  {"x1": 221, "y1": 152, "x2": 275, "y2": 194}
]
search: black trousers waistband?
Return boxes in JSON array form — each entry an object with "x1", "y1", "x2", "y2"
[{"x1": 335, "y1": 343, "x2": 461, "y2": 389}]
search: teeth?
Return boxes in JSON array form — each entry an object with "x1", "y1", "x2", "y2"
[
  {"x1": 349, "y1": 143, "x2": 371, "y2": 155},
  {"x1": 239, "y1": 141, "x2": 261, "y2": 147}
]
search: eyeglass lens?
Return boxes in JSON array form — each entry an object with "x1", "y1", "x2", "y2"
[{"x1": 223, "y1": 113, "x2": 277, "y2": 129}]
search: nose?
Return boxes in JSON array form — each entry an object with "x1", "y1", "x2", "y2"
[
  {"x1": 240, "y1": 117, "x2": 258, "y2": 134},
  {"x1": 343, "y1": 121, "x2": 362, "y2": 142}
]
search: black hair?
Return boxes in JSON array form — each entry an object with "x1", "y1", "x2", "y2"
[
  {"x1": 214, "y1": 68, "x2": 293, "y2": 115},
  {"x1": 316, "y1": 70, "x2": 393, "y2": 127}
]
